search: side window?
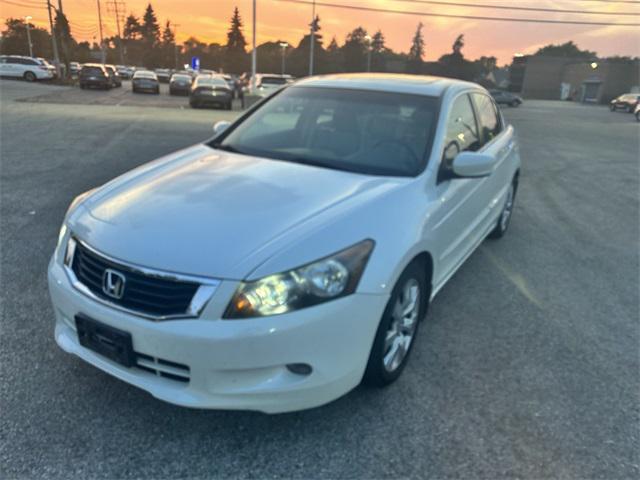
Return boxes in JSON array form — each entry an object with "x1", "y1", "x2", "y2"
[
  {"x1": 443, "y1": 94, "x2": 480, "y2": 165},
  {"x1": 472, "y1": 93, "x2": 502, "y2": 145}
]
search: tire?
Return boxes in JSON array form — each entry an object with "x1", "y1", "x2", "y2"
[
  {"x1": 79, "y1": 83, "x2": 86, "y2": 90},
  {"x1": 510, "y1": 101, "x2": 518, "y2": 107},
  {"x1": 489, "y1": 177, "x2": 518, "y2": 239},
  {"x1": 363, "y1": 261, "x2": 428, "y2": 387},
  {"x1": 155, "y1": 87, "x2": 160, "y2": 95},
  {"x1": 610, "y1": 104, "x2": 616, "y2": 111},
  {"x1": 635, "y1": 112, "x2": 640, "y2": 122},
  {"x1": 627, "y1": 105, "x2": 634, "y2": 113},
  {"x1": 190, "y1": 101, "x2": 198, "y2": 109},
  {"x1": 24, "y1": 71, "x2": 36, "y2": 82}
]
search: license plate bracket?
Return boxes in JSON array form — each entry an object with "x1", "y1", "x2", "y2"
[{"x1": 75, "y1": 315, "x2": 135, "y2": 368}]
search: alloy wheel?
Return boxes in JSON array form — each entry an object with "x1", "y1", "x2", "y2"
[
  {"x1": 383, "y1": 278, "x2": 421, "y2": 373},
  {"x1": 500, "y1": 184, "x2": 515, "y2": 232}
]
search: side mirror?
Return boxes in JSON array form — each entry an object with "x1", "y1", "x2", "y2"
[
  {"x1": 213, "y1": 121, "x2": 231, "y2": 135},
  {"x1": 452, "y1": 151, "x2": 496, "y2": 178}
]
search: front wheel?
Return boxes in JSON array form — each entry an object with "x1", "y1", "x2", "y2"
[
  {"x1": 489, "y1": 179, "x2": 517, "y2": 239},
  {"x1": 363, "y1": 262, "x2": 427, "y2": 387},
  {"x1": 610, "y1": 104, "x2": 616, "y2": 111}
]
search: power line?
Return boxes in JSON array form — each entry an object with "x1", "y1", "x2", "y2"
[
  {"x1": 276, "y1": 0, "x2": 640, "y2": 26},
  {"x1": 394, "y1": 0, "x2": 640, "y2": 16},
  {"x1": 0, "y1": 0, "x2": 47, "y2": 9}
]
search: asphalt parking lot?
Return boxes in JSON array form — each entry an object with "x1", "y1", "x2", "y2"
[{"x1": 1, "y1": 79, "x2": 638, "y2": 479}]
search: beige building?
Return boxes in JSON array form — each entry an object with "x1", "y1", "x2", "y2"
[{"x1": 510, "y1": 56, "x2": 639, "y2": 104}]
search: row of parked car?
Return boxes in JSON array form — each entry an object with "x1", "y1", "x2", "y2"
[{"x1": 76, "y1": 63, "x2": 295, "y2": 110}]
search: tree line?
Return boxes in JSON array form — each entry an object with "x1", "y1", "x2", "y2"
[{"x1": 1, "y1": 3, "x2": 630, "y2": 84}]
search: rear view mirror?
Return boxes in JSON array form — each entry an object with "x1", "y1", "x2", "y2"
[
  {"x1": 452, "y1": 151, "x2": 496, "y2": 178},
  {"x1": 213, "y1": 121, "x2": 231, "y2": 135}
]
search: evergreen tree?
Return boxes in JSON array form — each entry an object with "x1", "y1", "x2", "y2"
[
  {"x1": 408, "y1": 22, "x2": 425, "y2": 62},
  {"x1": 162, "y1": 20, "x2": 175, "y2": 45},
  {"x1": 225, "y1": 7, "x2": 247, "y2": 73},
  {"x1": 141, "y1": 3, "x2": 160, "y2": 47},
  {"x1": 327, "y1": 36, "x2": 339, "y2": 52},
  {"x1": 226, "y1": 7, "x2": 247, "y2": 53},
  {"x1": 123, "y1": 15, "x2": 141, "y2": 40},
  {"x1": 452, "y1": 34, "x2": 464, "y2": 57}
]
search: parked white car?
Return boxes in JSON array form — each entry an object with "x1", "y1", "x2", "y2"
[
  {"x1": 0, "y1": 55, "x2": 54, "y2": 81},
  {"x1": 48, "y1": 74, "x2": 520, "y2": 413},
  {"x1": 249, "y1": 73, "x2": 292, "y2": 97}
]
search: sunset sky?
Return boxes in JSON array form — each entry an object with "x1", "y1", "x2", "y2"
[{"x1": 1, "y1": 0, "x2": 639, "y2": 64}]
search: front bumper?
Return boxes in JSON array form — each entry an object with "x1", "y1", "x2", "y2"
[{"x1": 48, "y1": 258, "x2": 388, "y2": 413}]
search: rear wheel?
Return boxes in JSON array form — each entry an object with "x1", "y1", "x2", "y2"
[
  {"x1": 363, "y1": 262, "x2": 427, "y2": 387},
  {"x1": 489, "y1": 178, "x2": 517, "y2": 239},
  {"x1": 24, "y1": 71, "x2": 36, "y2": 82}
]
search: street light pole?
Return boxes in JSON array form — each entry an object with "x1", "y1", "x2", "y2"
[
  {"x1": 251, "y1": 0, "x2": 257, "y2": 93},
  {"x1": 364, "y1": 35, "x2": 372, "y2": 72},
  {"x1": 308, "y1": 0, "x2": 315, "y2": 76},
  {"x1": 279, "y1": 42, "x2": 288, "y2": 75},
  {"x1": 173, "y1": 23, "x2": 180, "y2": 70},
  {"x1": 25, "y1": 16, "x2": 33, "y2": 57}
]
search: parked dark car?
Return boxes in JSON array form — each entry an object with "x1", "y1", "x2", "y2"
[
  {"x1": 610, "y1": 93, "x2": 640, "y2": 113},
  {"x1": 104, "y1": 65, "x2": 122, "y2": 88},
  {"x1": 155, "y1": 68, "x2": 171, "y2": 83},
  {"x1": 189, "y1": 75, "x2": 233, "y2": 109},
  {"x1": 132, "y1": 70, "x2": 160, "y2": 94},
  {"x1": 489, "y1": 89, "x2": 523, "y2": 107},
  {"x1": 79, "y1": 64, "x2": 111, "y2": 90},
  {"x1": 169, "y1": 73, "x2": 192, "y2": 95}
]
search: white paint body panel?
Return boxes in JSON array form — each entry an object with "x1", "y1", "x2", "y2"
[{"x1": 48, "y1": 74, "x2": 521, "y2": 413}]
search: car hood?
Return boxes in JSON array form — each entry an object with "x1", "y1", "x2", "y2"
[{"x1": 69, "y1": 144, "x2": 406, "y2": 280}]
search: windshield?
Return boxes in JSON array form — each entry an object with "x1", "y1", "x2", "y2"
[
  {"x1": 212, "y1": 86, "x2": 439, "y2": 177},
  {"x1": 134, "y1": 71, "x2": 155, "y2": 79}
]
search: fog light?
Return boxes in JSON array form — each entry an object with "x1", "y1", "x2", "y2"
[{"x1": 286, "y1": 363, "x2": 312, "y2": 376}]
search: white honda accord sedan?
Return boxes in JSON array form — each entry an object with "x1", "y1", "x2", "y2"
[{"x1": 48, "y1": 74, "x2": 520, "y2": 413}]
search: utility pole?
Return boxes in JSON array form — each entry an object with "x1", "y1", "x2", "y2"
[
  {"x1": 96, "y1": 0, "x2": 106, "y2": 63},
  {"x1": 173, "y1": 23, "x2": 180, "y2": 70},
  {"x1": 308, "y1": 0, "x2": 315, "y2": 76},
  {"x1": 107, "y1": 0, "x2": 126, "y2": 64},
  {"x1": 46, "y1": 0, "x2": 61, "y2": 77},
  {"x1": 251, "y1": 0, "x2": 256, "y2": 92},
  {"x1": 25, "y1": 16, "x2": 33, "y2": 57}
]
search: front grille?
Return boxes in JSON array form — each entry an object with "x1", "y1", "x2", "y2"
[
  {"x1": 71, "y1": 241, "x2": 199, "y2": 318},
  {"x1": 135, "y1": 352, "x2": 190, "y2": 383}
]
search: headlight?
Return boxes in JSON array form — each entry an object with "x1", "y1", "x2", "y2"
[{"x1": 224, "y1": 240, "x2": 374, "y2": 319}]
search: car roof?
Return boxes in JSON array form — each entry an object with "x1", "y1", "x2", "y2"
[
  {"x1": 295, "y1": 73, "x2": 478, "y2": 97},
  {"x1": 82, "y1": 63, "x2": 105, "y2": 68}
]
